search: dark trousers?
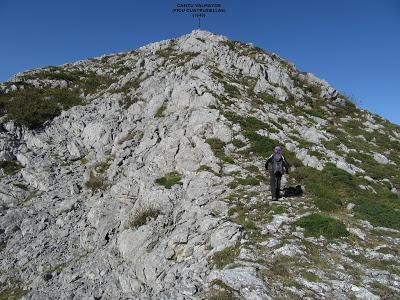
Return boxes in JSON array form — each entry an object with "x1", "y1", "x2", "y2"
[{"x1": 270, "y1": 173, "x2": 282, "y2": 200}]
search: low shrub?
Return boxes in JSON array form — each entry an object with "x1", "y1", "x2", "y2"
[
  {"x1": 228, "y1": 176, "x2": 260, "y2": 189},
  {"x1": 354, "y1": 198, "x2": 400, "y2": 230},
  {"x1": 243, "y1": 131, "x2": 275, "y2": 157},
  {"x1": 154, "y1": 103, "x2": 166, "y2": 118},
  {"x1": 128, "y1": 207, "x2": 161, "y2": 229},
  {"x1": 0, "y1": 285, "x2": 27, "y2": 300},
  {"x1": 0, "y1": 161, "x2": 23, "y2": 175},
  {"x1": 85, "y1": 171, "x2": 109, "y2": 192},
  {"x1": 205, "y1": 138, "x2": 234, "y2": 163},
  {"x1": 295, "y1": 213, "x2": 349, "y2": 239},
  {"x1": 0, "y1": 88, "x2": 82, "y2": 129},
  {"x1": 210, "y1": 246, "x2": 240, "y2": 268},
  {"x1": 232, "y1": 138, "x2": 245, "y2": 148},
  {"x1": 290, "y1": 163, "x2": 360, "y2": 211},
  {"x1": 155, "y1": 171, "x2": 182, "y2": 189}
]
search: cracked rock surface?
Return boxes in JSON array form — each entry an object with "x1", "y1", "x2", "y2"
[{"x1": 0, "y1": 30, "x2": 399, "y2": 299}]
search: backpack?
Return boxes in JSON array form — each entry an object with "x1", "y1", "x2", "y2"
[{"x1": 272, "y1": 155, "x2": 284, "y2": 175}]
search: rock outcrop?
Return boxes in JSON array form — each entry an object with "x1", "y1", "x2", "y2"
[{"x1": 0, "y1": 30, "x2": 399, "y2": 299}]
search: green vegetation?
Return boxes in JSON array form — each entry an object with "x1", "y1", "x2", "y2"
[
  {"x1": 94, "y1": 159, "x2": 111, "y2": 174},
  {"x1": 301, "y1": 271, "x2": 322, "y2": 282},
  {"x1": 290, "y1": 163, "x2": 358, "y2": 211},
  {"x1": 12, "y1": 182, "x2": 29, "y2": 190},
  {"x1": 155, "y1": 47, "x2": 200, "y2": 67},
  {"x1": 354, "y1": 198, "x2": 400, "y2": 229},
  {"x1": 208, "y1": 279, "x2": 240, "y2": 300},
  {"x1": 295, "y1": 213, "x2": 349, "y2": 239},
  {"x1": 224, "y1": 111, "x2": 267, "y2": 132},
  {"x1": 228, "y1": 176, "x2": 260, "y2": 189},
  {"x1": 114, "y1": 72, "x2": 149, "y2": 95},
  {"x1": 205, "y1": 138, "x2": 234, "y2": 164},
  {"x1": 232, "y1": 138, "x2": 245, "y2": 148},
  {"x1": 0, "y1": 285, "x2": 27, "y2": 300},
  {"x1": 222, "y1": 82, "x2": 241, "y2": 98},
  {"x1": 0, "y1": 88, "x2": 82, "y2": 129},
  {"x1": 196, "y1": 165, "x2": 220, "y2": 176},
  {"x1": 243, "y1": 131, "x2": 276, "y2": 157},
  {"x1": 244, "y1": 164, "x2": 259, "y2": 173},
  {"x1": 270, "y1": 204, "x2": 288, "y2": 214},
  {"x1": 128, "y1": 207, "x2": 161, "y2": 229},
  {"x1": 154, "y1": 103, "x2": 166, "y2": 118},
  {"x1": 119, "y1": 95, "x2": 140, "y2": 109},
  {"x1": 117, "y1": 130, "x2": 143, "y2": 145},
  {"x1": 22, "y1": 67, "x2": 114, "y2": 95},
  {"x1": 20, "y1": 190, "x2": 42, "y2": 206},
  {"x1": 85, "y1": 171, "x2": 109, "y2": 192},
  {"x1": 155, "y1": 171, "x2": 182, "y2": 189},
  {"x1": 210, "y1": 246, "x2": 240, "y2": 268},
  {"x1": 347, "y1": 254, "x2": 399, "y2": 276},
  {"x1": 227, "y1": 201, "x2": 271, "y2": 243},
  {"x1": 0, "y1": 161, "x2": 22, "y2": 176},
  {"x1": 370, "y1": 281, "x2": 398, "y2": 299}
]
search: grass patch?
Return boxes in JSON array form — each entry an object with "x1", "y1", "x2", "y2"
[
  {"x1": 155, "y1": 171, "x2": 182, "y2": 189},
  {"x1": 295, "y1": 213, "x2": 349, "y2": 239},
  {"x1": 197, "y1": 165, "x2": 220, "y2": 176},
  {"x1": 224, "y1": 111, "x2": 267, "y2": 132},
  {"x1": 208, "y1": 279, "x2": 240, "y2": 300},
  {"x1": 290, "y1": 163, "x2": 360, "y2": 211},
  {"x1": 156, "y1": 47, "x2": 199, "y2": 67},
  {"x1": 302, "y1": 271, "x2": 321, "y2": 282},
  {"x1": 244, "y1": 164, "x2": 259, "y2": 173},
  {"x1": 13, "y1": 183, "x2": 29, "y2": 192},
  {"x1": 119, "y1": 95, "x2": 140, "y2": 109},
  {"x1": 370, "y1": 281, "x2": 398, "y2": 299},
  {"x1": 113, "y1": 72, "x2": 149, "y2": 95},
  {"x1": 222, "y1": 82, "x2": 241, "y2": 98},
  {"x1": 205, "y1": 138, "x2": 235, "y2": 163},
  {"x1": 0, "y1": 161, "x2": 22, "y2": 176},
  {"x1": 354, "y1": 198, "x2": 400, "y2": 229},
  {"x1": 85, "y1": 171, "x2": 109, "y2": 192},
  {"x1": 270, "y1": 204, "x2": 288, "y2": 215},
  {"x1": 94, "y1": 161, "x2": 111, "y2": 174},
  {"x1": 243, "y1": 131, "x2": 276, "y2": 157},
  {"x1": 154, "y1": 103, "x2": 166, "y2": 118},
  {"x1": 20, "y1": 190, "x2": 42, "y2": 206},
  {"x1": 128, "y1": 207, "x2": 161, "y2": 229},
  {"x1": 22, "y1": 67, "x2": 113, "y2": 95},
  {"x1": 232, "y1": 138, "x2": 246, "y2": 148},
  {"x1": 0, "y1": 285, "x2": 27, "y2": 300},
  {"x1": 210, "y1": 246, "x2": 240, "y2": 268},
  {"x1": 228, "y1": 176, "x2": 260, "y2": 189},
  {"x1": 0, "y1": 87, "x2": 82, "y2": 129}
]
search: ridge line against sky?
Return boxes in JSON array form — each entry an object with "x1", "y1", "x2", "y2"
[{"x1": 0, "y1": 0, "x2": 399, "y2": 124}]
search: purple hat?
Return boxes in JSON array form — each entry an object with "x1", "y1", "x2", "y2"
[{"x1": 274, "y1": 146, "x2": 282, "y2": 155}]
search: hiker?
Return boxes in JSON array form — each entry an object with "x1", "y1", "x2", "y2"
[{"x1": 265, "y1": 146, "x2": 290, "y2": 201}]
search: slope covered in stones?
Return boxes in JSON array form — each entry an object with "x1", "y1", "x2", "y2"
[{"x1": 0, "y1": 30, "x2": 399, "y2": 299}]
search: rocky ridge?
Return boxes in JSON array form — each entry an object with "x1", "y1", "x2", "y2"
[{"x1": 0, "y1": 30, "x2": 399, "y2": 299}]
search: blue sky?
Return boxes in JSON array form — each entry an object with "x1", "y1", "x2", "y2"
[{"x1": 1, "y1": 0, "x2": 399, "y2": 124}]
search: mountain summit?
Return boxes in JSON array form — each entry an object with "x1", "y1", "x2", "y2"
[{"x1": 0, "y1": 30, "x2": 399, "y2": 299}]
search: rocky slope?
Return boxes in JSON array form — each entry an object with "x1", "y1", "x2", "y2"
[{"x1": 0, "y1": 30, "x2": 399, "y2": 299}]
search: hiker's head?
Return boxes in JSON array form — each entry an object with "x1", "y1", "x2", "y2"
[{"x1": 274, "y1": 146, "x2": 282, "y2": 155}]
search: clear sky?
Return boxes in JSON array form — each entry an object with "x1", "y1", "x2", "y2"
[{"x1": 1, "y1": 0, "x2": 399, "y2": 124}]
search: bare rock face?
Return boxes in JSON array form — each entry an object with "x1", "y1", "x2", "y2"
[{"x1": 0, "y1": 30, "x2": 399, "y2": 299}]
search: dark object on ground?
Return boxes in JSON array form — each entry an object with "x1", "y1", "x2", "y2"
[{"x1": 282, "y1": 185, "x2": 303, "y2": 197}]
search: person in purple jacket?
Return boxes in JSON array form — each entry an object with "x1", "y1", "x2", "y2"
[{"x1": 265, "y1": 146, "x2": 290, "y2": 201}]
